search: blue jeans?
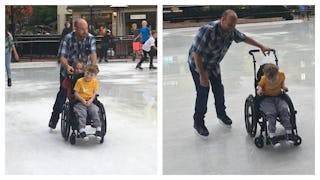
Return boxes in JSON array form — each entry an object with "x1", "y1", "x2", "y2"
[
  {"x1": 189, "y1": 65, "x2": 226, "y2": 126},
  {"x1": 5, "y1": 52, "x2": 12, "y2": 79}
]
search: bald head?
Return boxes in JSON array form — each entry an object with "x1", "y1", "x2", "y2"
[
  {"x1": 75, "y1": 18, "x2": 88, "y2": 40},
  {"x1": 220, "y1": 9, "x2": 238, "y2": 33},
  {"x1": 222, "y1": 9, "x2": 237, "y2": 19}
]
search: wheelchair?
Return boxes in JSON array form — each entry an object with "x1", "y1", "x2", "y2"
[
  {"x1": 60, "y1": 96, "x2": 107, "y2": 145},
  {"x1": 244, "y1": 49, "x2": 302, "y2": 148}
]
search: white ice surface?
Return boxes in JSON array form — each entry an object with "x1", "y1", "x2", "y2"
[
  {"x1": 163, "y1": 20, "x2": 315, "y2": 174},
  {"x1": 6, "y1": 61, "x2": 157, "y2": 175}
]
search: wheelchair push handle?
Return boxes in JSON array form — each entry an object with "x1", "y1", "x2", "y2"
[
  {"x1": 249, "y1": 49, "x2": 260, "y2": 55},
  {"x1": 249, "y1": 49, "x2": 276, "y2": 55}
]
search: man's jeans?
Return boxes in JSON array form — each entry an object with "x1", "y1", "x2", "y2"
[
  {"x1": 189, "y1": 65, "x2": 226, "y2": 126},
  {"x1": 49, "y1": 74, "x2": 67, "y2": 128}
]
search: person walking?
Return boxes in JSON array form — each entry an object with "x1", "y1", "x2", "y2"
[
  {"x1": 5, "y1": 27, "x2": 19, "y2": 87},
  {"x1": 48, "y1": 18, "x2": 97, "y2": 130},
  {"x1": 188, "y1": 9, "x2": 272, "y2": 137}
]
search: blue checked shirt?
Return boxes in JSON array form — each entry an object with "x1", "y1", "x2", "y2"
[
  {"x1": 58, "y1": 32, "x2": 96, "y2": 76},
  {"x1": 188, "y1": 20, "x2": 246, "y2": 77}
]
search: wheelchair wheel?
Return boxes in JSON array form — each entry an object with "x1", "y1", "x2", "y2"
[
  {"x1": 254, "y1": 136, "x2": 264, "y2": 148},
  {"x1": 61, "y1": 102, "x2": 71, "y2": 141},
  {"x1": 245, "y1": 94, "x2": 257, "y2": 137},
  {"x1": 97, "y1": 101, "x2": 107, "y2": 140},
  {"x1": 294, "y1": 135, "x2": 302, "y2": 146}
]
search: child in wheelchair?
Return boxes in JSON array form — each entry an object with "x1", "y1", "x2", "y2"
[
  {"x1": 257, "y1": 63, "x2": 295, "y2": 147},
  {"x1": 73, "y1": 64, "x2": 101, "y2": 141}
]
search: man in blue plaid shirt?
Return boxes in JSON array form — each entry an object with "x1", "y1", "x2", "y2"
[
  {"x1": 49, "y1": 18, "x2": 97, "y2": 130},
  {"x1": 189, "y1": 9, "x2": 271, "y2": 137}
]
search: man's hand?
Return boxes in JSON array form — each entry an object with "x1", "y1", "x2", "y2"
[
  {"x1": 66, "y1": 65, "x2": 74, "y2": 75},
  {"x1": 260, "y1": 46, "x2": 272, "y2": 56}
]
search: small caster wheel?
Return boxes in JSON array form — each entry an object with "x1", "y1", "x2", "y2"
[
  {"x1": 100, "y1": 136, "x2": 104, "y2": 144},
  {"x1": 255, "y1": 136, "x2": 264, "y2": 148},
  {"x1": 294, "y1": 136, "x2": 302, "y2": 146},
  {"x1": 70, "y1": 133, "x2": 76, "y2": 145}
]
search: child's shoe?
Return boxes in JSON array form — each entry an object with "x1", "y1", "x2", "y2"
[
  {"x1": 286, "y1": 133, "x2": 295, "y2": 144},
  {"x1": 269, "y1": 136, "x2": 280, "y2": 148},
  {"x1": 95, "y1": 131, "x2": 102, "y2": 142},
  {"x1": 80, "y1": 131, "x2": 89, "y2": 141}
]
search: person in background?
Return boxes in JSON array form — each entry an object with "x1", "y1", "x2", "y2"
[
  {"x1": 135, "y1": 30, "x2": 157, "y2": 70},
  {"x1": 100, "y1": 29, "x2": 114, "y2": 63},
  {"x1": 61, "y1": 21, "x2": 72, "y2": 40},
  {"x1": 99, "y1": 26, "x2": 106, "y2": 36},
  {"x1": 5, "y1": 27, "x2": 19, "y2": 87},
  {"x1": 131, "y1": 23, "x2": 141, "y2": 61}
]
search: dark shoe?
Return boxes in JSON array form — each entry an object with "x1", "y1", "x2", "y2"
[
  {"x1": 8, "y1": 78, "x2": 12, "y2": 87},
  {"x1": 194, "y1": 124, "x2": 209, "y2": 137},
  {"x1": 105, "y1": 59, "x2": 109, "y2": 62},
  {"x1": 269, "y1": 136, "x2": 280, "y2": 148},
  {"x1": 286, "y1": 133, "x2": 295, "y2": 144},
  {"x1": 80, "y1": 131, "x2": 89, "y2": 141},
  {"x1": 136, "y1": 66, "x2": 143, "y2": 70},
  {"x1": 48, "y1": 121, "x2": 56, "y2": 129},
  {"x1": 149, "y1": 66, "x2": 157, "y2": 70},
  {"x1": 217, "y1": 114, "x2": 232, "y2": 126},
  {"x1": 48, "y1": 113, "x2": 59, "y2": 129}
]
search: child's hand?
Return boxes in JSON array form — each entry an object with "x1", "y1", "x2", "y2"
[
  {"x1": 86, "y1": 99, "x2": 93, "y2": 107},
  {"x1": 283, "y1": 86, "x2": 289, "y2": 92},
  {"x1": 81, "y1": 99, "x2": 87, "y2": 106},
  {"x1": 257, "y1": 89, "x2": 263, "y2": 96}
]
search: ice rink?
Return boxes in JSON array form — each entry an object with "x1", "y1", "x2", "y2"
[
  {"x1": 163, "y1": 20, "x2": 314, "y2": 174},
  {"x1": 5, "y1": 61, "x2": 157, "y2": 174}
]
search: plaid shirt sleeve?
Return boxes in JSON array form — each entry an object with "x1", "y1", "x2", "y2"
[
  {"x1": 233, "y1": 29, "x2": 247, "y2": 43},
  {"x1": 59, "y1": 35, "x2": 70, "y2": 59},
  {"x1": 89, "y1": 35, "x2": 97, "y2": 53},
  {"x1": 193, "y1": 26, "x2": 213, "y2": 57}
]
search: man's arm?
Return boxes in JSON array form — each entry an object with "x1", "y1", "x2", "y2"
[
  {"x1": 244, "y1": 36, "x2": 272, "y2": 56},
  {"x1": 193, "y1": 52, "x2": 209, "y2": 87},
  {"x1": 90, "y1": 52, "x2": 97, "y2": 65},
  {"x1": 60, "y1": 56, "x2": 74, "y2": 74}
]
